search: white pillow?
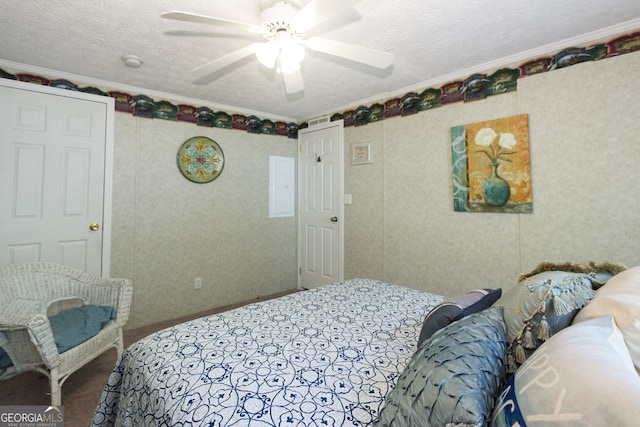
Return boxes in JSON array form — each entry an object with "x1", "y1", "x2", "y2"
[
  {"x1": 490, "y1": 315, "x2": 640, "y2": 427},
  {"x1": 573, "y1": 265, "x2": 640, "y2": 373}
]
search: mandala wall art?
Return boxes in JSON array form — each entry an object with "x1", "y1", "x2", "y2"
[{"x1": 177, "y1": 136, "x2": 225, "y2": 183}]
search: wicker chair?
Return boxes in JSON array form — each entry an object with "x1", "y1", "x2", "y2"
[{"x1": 0, "y1": 262, "x2": 132, "y2": 406}]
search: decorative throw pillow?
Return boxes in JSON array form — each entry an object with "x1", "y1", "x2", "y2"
[
  {"x1": 493, "y1": 270, "x2": 595, "y2": 372},
  {"x1": 417, "y1": 288, "x2": 502, "y2": 347},
  {"x1": 375, "y1": 307, "x2": 507, "y2": 427},
  {"x1": 490, "y1": 315, "x2": 640, "y2": 427},
  {"x1": 573, "y1": 265, "x2": 640, "y2": 373},
  {"x1": 516, "y1": 261, "x2": 626, "y2": 290}
]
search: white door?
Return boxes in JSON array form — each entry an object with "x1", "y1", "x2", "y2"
[
  {"x1": 0, "y1": 79, "x2": 114, "y2": 276},
  {"x1": 298, "y1": 120, "x2": 344, "y2": 289}
]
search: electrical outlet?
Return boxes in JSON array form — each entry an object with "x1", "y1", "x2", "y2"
[{"x1": 194, "y1": 277, "x2": 202, "y2": 289}]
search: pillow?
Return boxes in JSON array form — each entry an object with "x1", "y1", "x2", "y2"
[
  {"x1": 493, "y1": 270, "x2": 595, "y2": 371},
  {"x1": 417, "y1": 288, "x2": 501, "y2": 347},
  {"x1": 49, "y1": 305, "x2": 117, "y2": 353},
  {"x1": 490, "y1": 315, "x2": 640, "y2": 427},
  {"x1": 375, "y1": 307, "x2": 507, "y2": 427},
  {"x1": 573, "y1": 265, "x2": 640, "y2": 373},
  {"x1": 516, "y1": 261, "x2": 626, "y2": 290}
]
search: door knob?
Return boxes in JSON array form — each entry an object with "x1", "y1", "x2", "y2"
[
  {"x1": 330, "y1": 217, "x2": 338, "y2": 222},
  {"x1": 89, "y1": 223, "x2": 100, "y2": 231}
]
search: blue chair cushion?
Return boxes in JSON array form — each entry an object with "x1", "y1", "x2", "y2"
[{"x1": 49, "y1": 304, "x2": 117, "y2": 353}]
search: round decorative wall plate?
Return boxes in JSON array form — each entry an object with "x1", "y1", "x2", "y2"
[{"x1": 177, "y1": 136, "x2": 225, "y2": 183}]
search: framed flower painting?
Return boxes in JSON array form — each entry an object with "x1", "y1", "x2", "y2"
[{"x1": 451, "y1": 114, "x2": 532, "y2": 213}]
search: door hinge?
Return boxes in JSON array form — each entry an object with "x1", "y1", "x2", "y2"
[{"x1": 299, "y1": 267, "x2": 302, "y2": 275}]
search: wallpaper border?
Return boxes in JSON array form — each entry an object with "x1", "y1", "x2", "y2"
[{"x1": 1, "y1": 31, "x2": 638, "y2": 138}]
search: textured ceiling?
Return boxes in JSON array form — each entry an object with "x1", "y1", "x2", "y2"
[{"x1": 2, "y1": 0, "x2": 640, "y2": 122}]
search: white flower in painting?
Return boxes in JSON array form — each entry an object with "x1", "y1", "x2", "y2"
[
  {"x1": 498, "y1": 132, "x2": 517, "y2": 150},
  {"x1": 474, "y1": 127, "x2": 517, "y2": 163},
  {"x1": 475, "y1": 127, "x2": 497, "y2": 147}
]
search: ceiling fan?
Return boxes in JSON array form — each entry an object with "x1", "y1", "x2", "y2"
[{"x1": 161, "y1": 0, "x2": 394, "y2": 94}]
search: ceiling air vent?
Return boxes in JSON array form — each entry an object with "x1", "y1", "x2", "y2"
[{"x1": 308, "y1": 115, "x2": 330, "y2": 127}]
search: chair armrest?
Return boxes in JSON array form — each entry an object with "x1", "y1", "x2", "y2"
[
  {"x1": 112, "y1": 278, "x2": 132, "y2": 328},
  {"x1": 1, "y1": 298, "x2": 46, "y2": 320},
  {"x1": 0, "y1": 312, "x2": 60, "y2": 369}
]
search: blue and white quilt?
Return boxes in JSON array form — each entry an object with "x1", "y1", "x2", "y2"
[{"x1": 91, "y1": 279, "x2": 444, "y2": 426}]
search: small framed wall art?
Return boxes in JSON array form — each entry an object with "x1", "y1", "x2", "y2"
[
  {"x1": 177, "y1": 136, "x2": 225, "y2": 183},
  {"x1": 351, "y1": 142, "x2": 373, "y2": 165}
]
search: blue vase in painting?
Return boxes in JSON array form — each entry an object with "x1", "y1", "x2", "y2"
[{"x1": 483, "y1": 162, "x2": 510, "y2": 207}]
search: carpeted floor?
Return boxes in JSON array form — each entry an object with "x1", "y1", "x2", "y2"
[{"x1": 0, "y1": 289, "x2": 297, "y2": 427}]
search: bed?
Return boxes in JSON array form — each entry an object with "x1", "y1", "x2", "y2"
[{"x1": 91, "y1": 278, "x2": 445, "y2": 426}]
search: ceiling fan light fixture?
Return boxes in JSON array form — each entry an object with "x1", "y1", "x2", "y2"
[
  {"x1": 278, "y1": 41, "x2": 305, "y2": 73},
  {"x1": 255, "y1": 42, "x2": 280, "y2": 68}
]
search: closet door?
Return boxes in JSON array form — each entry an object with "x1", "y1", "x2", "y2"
[
  {"x1": 0, "y1": 79, "x2": 114, "y2": 276},
  {"x1": 298, "y1": 120, "x2": 344, "y2": 289}
]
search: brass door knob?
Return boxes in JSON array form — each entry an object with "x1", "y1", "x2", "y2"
[{"x1": 89, "y1": 223, "x2": 100, "y2": 231}]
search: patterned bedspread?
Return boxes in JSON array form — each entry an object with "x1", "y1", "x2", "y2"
[{"x1": 91, "y1": 279, "x2": 444, "y2": 426}]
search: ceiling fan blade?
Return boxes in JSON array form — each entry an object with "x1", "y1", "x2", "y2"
[
  {"x1": 283, "y1": 68, "x2": 304, "y2": 94},
  {"x1": 192, "y1": 43, "x2": 262, "y2": 80},
  {"x1": 291, "y1": 0, "x2": 360, "y2": 33},
  {"x1": 161, "y1": 11, "x2": 260, "y2": 33},
  {"x1": 306, "y1": 37, "x2": 394, "y2": 69}
]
